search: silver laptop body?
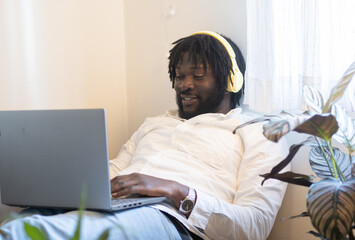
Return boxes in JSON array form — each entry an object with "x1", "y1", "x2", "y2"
[{"x1": 0, "y1": 109, "x2": 165, "y2": 211}]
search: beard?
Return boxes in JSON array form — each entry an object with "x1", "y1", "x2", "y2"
[{"x1": 176, "y1": 88, "x2": 226, "y2": 120}]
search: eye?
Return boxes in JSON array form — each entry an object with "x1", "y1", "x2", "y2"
[
  {"x1": 175, "y1": 75, "x2": 184, "y2": 81},
  {"x1": 194, "y1": 75, "x2": 204, "y2": 80}
]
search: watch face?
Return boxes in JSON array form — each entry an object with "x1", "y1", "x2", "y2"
[{"x1": 182, "y1": 200, "x2": 194, "y2": 211}]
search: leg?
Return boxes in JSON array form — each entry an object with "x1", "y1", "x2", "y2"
[{"x1": 0, "y1": 206, "x2": 182, "y2": 240}]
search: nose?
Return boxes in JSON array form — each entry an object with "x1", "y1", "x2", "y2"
[{"x1": 177, "y1": 76, "x2": 195, "y2": 91}]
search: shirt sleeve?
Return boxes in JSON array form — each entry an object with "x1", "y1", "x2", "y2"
[
  {"x1": 109, "y1": 125, "x2": 145, "y2": 179},
  {"x1": 109, "y1": 115, "x2": 168, "y2": 179},
  {"x1": 188, "y1": 123, "x2": 290, "y2": 240},
  {"x1": 109, "y1": 138, "x2": 135, "y2": 179}
]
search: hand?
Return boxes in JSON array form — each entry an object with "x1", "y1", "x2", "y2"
[{"x1": 110, "y1": 173, "x2": 188, "y2": 208}]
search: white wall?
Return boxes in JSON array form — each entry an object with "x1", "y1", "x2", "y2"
[
  {"x1": 0, "y1": 0, "x2": 128, "y2": 159},
  {"x1": 268, "y1": 133, "x2": 317, "y2": 240}
]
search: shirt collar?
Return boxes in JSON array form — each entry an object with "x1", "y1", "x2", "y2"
[{"x1": 165, "y1": 108, "x2": 242, "y2": 121}]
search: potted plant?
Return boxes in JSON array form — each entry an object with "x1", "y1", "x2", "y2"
[{"x1": 234, "y1": 61, "x2": 355, "y2": 240}]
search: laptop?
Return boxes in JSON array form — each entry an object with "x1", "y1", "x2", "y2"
[{"x1": 0, "y1": 109, "x2": 166, "y2": 211}]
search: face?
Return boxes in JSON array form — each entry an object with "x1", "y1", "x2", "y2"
[{"x1": 174, "y1": 53, "x2": 230, "y2": 119}]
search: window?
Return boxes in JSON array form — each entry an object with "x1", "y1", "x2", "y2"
[{"x1": 245, "y1": 0, "x2": 355, "y2": 113}]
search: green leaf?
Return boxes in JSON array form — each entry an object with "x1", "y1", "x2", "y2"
[
  {"x1": 98, "y1": 229, "x2": 110, "y2": 240},
  {"x1": 303, "y1": 84, "x2": 355, "y2": 152},
  {"x1": 24, "y1": 222, "x2": 47, "y2": 240},
  {"x1": 260, "y1": 171, "x2": 314, "y2": 187},
  {"x1": 281, "y1": 212, "x2": 309, "y2": 221},
  {"x1": 307, "y1": 178, "x2": 355, "y2": 240},
  {"x1": 262, "y1": 111, "x2": 312, "y2": 142},
  {"x1": 309, "y1": 146, "x2": 352, "y2": 180},
  {"x1": 308, "y1": 230, "x2": 327, "y2": 240},
  {"x1": 303, "y1": 85, "x2": 325, "y2": 113},
  {"x1": 232, "y1": 117, "x2": 269, "y2": 134},
  {"x1": 331, "y1": 104, "x2": 355, "y2": 151},
  {"x1": 70, "y1": 185, "x2": 87, "y2": 240},
  {"x1": 260, "y1": 137, "x2": 314, "y2": 184},
  {"x1": 322, "y1": 61, "x2": 355, "y2": 113},
  {"x1": 294, "y1": 114, "x2": 339, "y2": 141}
]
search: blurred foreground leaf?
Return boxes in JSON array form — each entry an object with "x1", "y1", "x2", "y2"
[
  {"x1": 98, "y1": 229, "x2": 110, "y2": 240},
  {"x1": 71, "y1": 185, "x2": 87, "y2": 240},
  {"x1": 24, "y1": 222, "x2": 47, "y2": 240}
]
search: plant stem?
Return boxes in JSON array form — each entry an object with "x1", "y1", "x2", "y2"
[
  {"x1": 315, "y1": 137, "x2": 336, "y2": 178},
  {"x1": 336, "y1": 163, "x2": 347, "y2": 182},
  {"x1": 350, "y1": 152, "x2": 355, "y2": 178},
  {"x1": 328, "y1": 139, "x2": 347, "y2": 182},
  {"x1": 326, "y1": 140, "x2": 339, "y2": 180},
  {"x1": 343, "y1": 131, "x2": 355, "y2": 178}
]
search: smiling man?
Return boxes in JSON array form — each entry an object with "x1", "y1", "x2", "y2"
[
  {"x1": 109, "y1": 32, "x2": 288, "y2": 240},
  {"x1": 174, "y1": 53, "x2": 228, "y2": 119},
  {"x1": 170, "y1": 33, "x2": 244, "y2": 119},
  {"x1": 0, "y1": 32, "x2": 287, "y2": 240}
]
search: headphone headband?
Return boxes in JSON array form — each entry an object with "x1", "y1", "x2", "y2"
[{"x1": 192, "y1": 31, "x2": 243, "y2": 93}]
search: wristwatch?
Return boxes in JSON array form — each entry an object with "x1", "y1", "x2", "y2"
[{"x1": 179, "y1": 187, "x2": 196, "y2": 215}]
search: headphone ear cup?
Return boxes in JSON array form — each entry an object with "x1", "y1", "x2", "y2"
[
  {"x1": 234, "y1": 70, "x2": 244, "y2": 93},
  {"x1": 191, "y1": 31, "x2": 244, "y2": 93},
  {"x1": 226, "y1": 68, "x2": 243, "y2": 93}
]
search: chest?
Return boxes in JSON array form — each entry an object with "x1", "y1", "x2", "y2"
[{"x1": 135, "y1": 121, "x2": 242, "y2": 171}]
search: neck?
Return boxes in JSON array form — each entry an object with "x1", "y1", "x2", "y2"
[{"x1": 216, "y1": 93, "x2": 232, "y2": 114}]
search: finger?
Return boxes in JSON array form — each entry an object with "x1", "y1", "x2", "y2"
[
  {"x1": 111, "y1": 176, "x2": 137, "y2": 193},
  {"x1": 111, "y1": 186, "x2": 132, "y2": 198},
  {"x1": 111, "y1": 178, "x2": 125, "y2": 193},
  {"x1": 110, "y1": 176, "x2": 118, "y2": 184},
  {"x1": 111, "y1": 174, "x2": 144, "y2": 195}
]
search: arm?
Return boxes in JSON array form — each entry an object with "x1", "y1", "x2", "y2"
[
  {"x1": 110, "y1": 115, "x2": 191, "y2": 209},
  {"x1": 109, "y1": 138, "x2": 136, "y2": 179},
  {"x1": 188, "y1": 123, "x2": 289, "y2": 240},
  {"x1": 109, "y1": 116, "x2": 167, "y2": 179},
  {"x1": 109, "y1": 121, "x2": 148, "y2": 178},
  {"x1": 110, "y1": 173, "x2": 189, "y2": 210}
]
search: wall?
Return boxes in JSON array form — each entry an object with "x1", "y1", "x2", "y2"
[
  {"x1": 0, "y1": 0, "x2": 128, "y2": 159},
  {"x1": 267, "y1": 132, "x2": 317, "y2": 240}
]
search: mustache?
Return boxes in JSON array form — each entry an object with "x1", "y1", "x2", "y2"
[
  {"x1": 178, "y1": 89, "x2": 198, "y2": 97},
  {"x1": 179, "y1": 89, "x2": 191, "y2": 95}
]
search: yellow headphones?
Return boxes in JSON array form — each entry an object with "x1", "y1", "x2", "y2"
[{"x1": 192, "y1": 31, "x2": 244, "y2": 93}]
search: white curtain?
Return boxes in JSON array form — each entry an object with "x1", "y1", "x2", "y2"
[{"x1": 245, "y1": 0, "x2": 355, "y2": 114}]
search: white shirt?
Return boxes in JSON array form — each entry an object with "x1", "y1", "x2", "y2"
[{"x1": 109, "y1": 108, "x2": 289, "y2": 240}]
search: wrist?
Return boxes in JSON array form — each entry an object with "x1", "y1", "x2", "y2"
[
  {"x1": 178, "y1": 187, "x2": 196, "y2": 216},
  {"x1": 169, "y1": 182, "x2": 189, "y2": 209}
]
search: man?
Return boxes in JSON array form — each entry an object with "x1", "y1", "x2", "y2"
[{"x1": 0, "y1": 31, "x2": 287, "y2": 240}]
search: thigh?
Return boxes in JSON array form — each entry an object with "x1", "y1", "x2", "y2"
[{"x1": 0, "y1": 206, "x2": 182, "y2": 240}]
